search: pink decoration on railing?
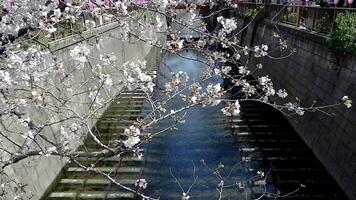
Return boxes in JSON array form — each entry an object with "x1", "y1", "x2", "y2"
[
  {"x1": 334, "y1": 0, "x2": 339, "y2": 5},
  {"x1": 86, "y1": 0, "x2": 97, "y2": 9},
  {"x1": 102, "y1": 0, "x2": 111, "y2": 6},
  {"x1": 6, "y1": 0, "x2": 13, "y2": 13},
  {"x1": 347, "y1": 0, "x2": 353, "y2": 4},
  {"x1": 86, "y1": 0, "x2": 111, "y2": 9},
  {"x1": 135, "y1": 0, "x2": 148, "y2": 4}
]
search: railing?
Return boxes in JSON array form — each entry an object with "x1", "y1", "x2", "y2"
[
  {"x1": 48, "y1": 3, "x2": 211, "y2": 42},
  {"x1": 236, "y1": 2, "x2": 356, "y2": 34},
  {"x1": 30, "y1": 7, "x2": 157, "y2": 46},
  {"x1": 50, "y1": 8, "x2": 119, "y2": 41}
]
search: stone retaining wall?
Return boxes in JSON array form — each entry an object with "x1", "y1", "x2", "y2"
[
  {"x1": 236, "y1": 18, "x2": 356, "y2": 200},
  {"x1": 1, "y1": 21, "x2": 165, "y2": 200}
]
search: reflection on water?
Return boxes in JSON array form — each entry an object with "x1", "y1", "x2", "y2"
[
  {"x1": 137, "y1": 49, "x2": 349, "y2": 200},
  {"x1": 140, "y1": 50, "x2": 268, "y2": 199}
]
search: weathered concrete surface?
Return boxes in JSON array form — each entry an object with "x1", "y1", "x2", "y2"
[
  {"x1": 236, "y1": 19, "x2": 356, "y2": 200},
  {"x1": 1, "y1": 20, "x2": 165, "y2": 200},
  {"x1": 171, "y1": 9, "x2": 205, "y2": 38}
]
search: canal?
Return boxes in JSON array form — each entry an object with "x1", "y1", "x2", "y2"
[
  {"x1": 139, "y1": 50, "x2": 348, "y2": 200},
  {"x1": 42, "y1": 49, "x2": 348, "y2": 200}
]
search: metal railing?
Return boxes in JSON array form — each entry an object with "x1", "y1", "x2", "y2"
[
  {"x1": 50, "y1": 9, "x2": 119, "y2": 41},
  {"x1": 34, "y1": 7, "x2": 159, "y2": 43},
  {"x1": 236, "y1": 2, "x2": 356, "y2": 34}
]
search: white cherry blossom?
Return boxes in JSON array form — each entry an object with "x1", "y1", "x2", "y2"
[
  {"x1": 135, "y1": 179, "x2": 148, "y2": 189},
  {"x1": 221, "y1": 101, "x2": 240, "y2": 116},
  {"x1": 277, "y1": 89, "x2": 288, "y2": 98},
  {"x1": 342, "y1": 96, "x2": 352, "y2": 108}
]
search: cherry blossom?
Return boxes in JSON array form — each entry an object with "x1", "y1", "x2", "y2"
[
  {"x1": 342, "y1": 96, "x2": 352, "y2": 108},
  {"x1": 217, "y1": 16, "x2": 237, "y2": 34},
  {"x1": 70, "y1": 44, "x2": 90, "y2": 68},
  {"x1": 221, "y1": 101, "x2": 241, "y2": 116},
  {"x1": 277, "y1": 89, "x2": 288, "y2": 98},
  {"x1": 123, "y1": 125, "x2": 141, "y2": 148},
  {"x1": 0, "y1": 1, "x2": 352, "y2": 199},
  {"x1": 238, "y1": 66, "x2": 250, "y2": 75},
  {"x1": 182, "y1": 192, "x2": 190, "y2": 200},
  {"x1": 135, "y1": 179, "x2": 148, "y2": 189}
]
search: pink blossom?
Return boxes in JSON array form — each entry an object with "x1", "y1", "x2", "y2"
[
  {"x1": 135, "y1": 0, "x2": 148, "y2": 4},
  {"x1": 6, "y1": 0, "x2": 13, "y2": 13}
]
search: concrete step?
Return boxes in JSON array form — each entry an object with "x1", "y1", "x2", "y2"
[
  {"x1": 66, "y1": 167, "x2": 142, "y2": 173},
  {"x1": 79, "y1": 192, "x2": 134, "y2": 199},
  {"x1": 109, "y1": 105, "x2": 143, "y2": 109},
  {"x1": 119, "y1": 92, "x2": 145, "y2": 95},
  {"x1": 67, "y1": 157, "x2": 145, "y2": 167},
  {"x1": 48, "y1": 192, "x2": 76, "y2": 199},
  {"x1": 58, "y1": 178, "x2": 136, "y2": 185},
  {"x1": 116, "y1": 96, "x2": 145, "y2": 99},
  {"x1": 233, "y1": 132, "x2": 296, "y2": 142},
  {"x1": 108, "y1": 100, "x2": 144, "y2": 105},
  {"x1": 102, "y1": 114, "x2": 142, "y2": 118},
  {"x1": 97, "y1": 119, "x2": 138, "y2": 124},
  {"x1": 244, "y1": 155, "x2": 313, "y2": 162},
  {"x1": 236, "y1": 138, "x2": 298, "y2": 143},
  {"x1": 104, "y1": 109, "x2": 147, "y2": 113},
  {"x1": 240, "y1": 147, "x2": 308, "y2": 154},
  {"x1": 96, "y1": 125, "x2": 140, "y2": 130},
  {"x1": 48, "y1": 191, "x2": 134, "y2": 199},
  {"x1": 102, "y1": 111, "x2": 142, "y2": 116},
  {"x1": 231, "y1": 124, "x2": 279, "y2": 128}
]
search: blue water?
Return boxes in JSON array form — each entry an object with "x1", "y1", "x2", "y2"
[{"x1": 140, "y1": 50, "x2": 260, "y2": 199}]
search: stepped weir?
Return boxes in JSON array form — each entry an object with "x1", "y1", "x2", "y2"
[{"x1": 40, "y1": 50, "x2": 348, "y2": 200}]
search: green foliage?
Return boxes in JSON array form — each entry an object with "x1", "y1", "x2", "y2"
[
  {"x1": 142, "y1": 10, "x2": 156, "y2": 21},
  {"x1": 241, "y1": 6, "x2": 268, "y2": 24},
  {"x1": 71, "y1": 0, "x2": 82, "y2": 6},
  {"x1": 18, "y1": 21, "x2": 86, "y2": 50},
  {"x1": 243, "y1": 7, "x2": 261, "y2": 18},
  {"x1": 315, "y1": 16, "x2": 331, "y2": 33},
  {"x1": 282, "y1": 12, "x2": 297, "y2": 24},
  {"x1": 329, "y1": 12, "x2": 356, "y2": 54},
  {"x1": 17, "y1": 30, "x2": 49, "y2": 50},
  {"x1": 54, "y1": 21, "x2": 86, "y2": 39}
]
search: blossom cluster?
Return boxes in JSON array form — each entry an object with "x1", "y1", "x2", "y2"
[
  {"x1": 164, "y1": 71, "x2": 190, "y2": 95},
  {"x1": 179, "y1": 82, "x2": 224, "y2": 107},
  {"x1": 285, "y1": 102, "x2": 305, "y2": 116},
  {"x1": 221, "y1": 100, "x2": 241, "y2": 116},
  {"x1": 123, "y1": 60, "x2": 155, "y2": 92},
  {"x1": 217, "y1": 16, "x2": 237, "y2": 34},
  {"x1": 214, "y1": 66, "x2": 232, "y2": 76},
  {"x1": 70, "y1": 44, "x2": 90, "y2": 69},
  {"x1": 258, "y1": 76, "x2": 275, "y2": 98},
  {"x1": 342, "y1": 96, "x2": 352, "y2": 108},
  {"x1": 0, "y1": 1, "x2": 354, "y2": 200},
  {"x1": 123, "y1": 125, "x2": 141, "y2": 148},
  {"x1": 60, "y1": 123, "x2": 83, "y2": 151},
  {"x1": 253, "y1": 44, "x2": 268, "y2": 57}
]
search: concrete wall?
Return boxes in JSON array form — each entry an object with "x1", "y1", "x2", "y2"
[
  {"x1": 1, "y1": 19, "x2": 165, "y2": 199},
  {"x1": 236, "y1": 19, "x2": 356, "y2": 199}
]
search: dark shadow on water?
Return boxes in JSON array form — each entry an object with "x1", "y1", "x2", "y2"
[{"x1": 139, "y1": 49, "x2": 349, "y2": 200}]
